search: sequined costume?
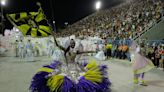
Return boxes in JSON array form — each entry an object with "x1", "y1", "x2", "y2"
[{"x1": 30, "y1": 35, "x2": 111, "y2": 92}]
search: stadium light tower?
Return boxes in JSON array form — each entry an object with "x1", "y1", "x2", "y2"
[{"x1": 95, "y1": 1, "x2": 101, "y2": 10}]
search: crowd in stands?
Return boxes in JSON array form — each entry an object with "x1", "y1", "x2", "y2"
[{"x1": 56, "y1": 0, "x2": 163, "y2": 40}]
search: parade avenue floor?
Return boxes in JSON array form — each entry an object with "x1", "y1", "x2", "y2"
[{"x1": 0, "y1": 56, "x2": 164, "y2": 92}]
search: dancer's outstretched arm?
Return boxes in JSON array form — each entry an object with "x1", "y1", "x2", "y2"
[{"x1": 52, "y1": 31, "x2": 66, "y2": 52}]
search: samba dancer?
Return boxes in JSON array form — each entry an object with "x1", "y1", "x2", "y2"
[
  {"x1": 30, "y1": 31, "x2": 111, "y2": 92},
  {"x1": 130, "y1": 41, "x2": 154, "y2": 86}
]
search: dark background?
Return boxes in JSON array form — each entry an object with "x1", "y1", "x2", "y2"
[{"x1": 2, "y1": 0, "x2": 123, "y2": 30}]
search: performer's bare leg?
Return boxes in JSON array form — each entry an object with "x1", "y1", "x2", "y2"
[
  {"x1": 133, "y1": 74, "x2": 139, "y2": 84},
  {"x1": 140, "y1": 73, "x2": 148, "y2": 86}
]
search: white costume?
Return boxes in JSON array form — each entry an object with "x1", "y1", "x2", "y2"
[
  {"x1": 25, "y1": 41, "x2": 34, "y2": 61},
  {"x1": 18, "y1": 41, "x2": 25, "y2": 58},
  {"x1": 34, "y1": 42, "x2": 41, "y2": 56},
  {"x1": 47, "y1": 42, "x2": 54, "y2": 57},
  {"x1": 95, "y1": 44, "x2": 106, "y2": 60},
  {"x1": 130, "y1": 41, "x2": 154, "y2": 74}
]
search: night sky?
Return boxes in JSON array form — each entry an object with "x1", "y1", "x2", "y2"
[{"x1": 3, "y1": 0, "x2": 124, "y2": 30}]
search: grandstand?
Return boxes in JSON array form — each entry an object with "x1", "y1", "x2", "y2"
[{"x1": 56, "y1": 0, "x2": 163, "y2": 41}]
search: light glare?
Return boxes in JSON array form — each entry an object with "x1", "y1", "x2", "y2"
[
  {"x1": 95, "y1": 1, "x2": 101, "y2": 10},
  {"x1": 1, "y1": 0, "x2": 6, "y2": 6}
]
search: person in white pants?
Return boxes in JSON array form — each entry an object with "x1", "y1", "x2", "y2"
[
  {"x1": 25, "y1": 40, "x2": 34, "y2": 61},
  {"x1": 48, "y1": 42, "x2": 54, "y2": 57},
  {"x1": 18, "y1": 40, "x2": 25, "y2": 59},
  {"x1": 34, "y1": 42, "x2": 40, "y2": 57}
]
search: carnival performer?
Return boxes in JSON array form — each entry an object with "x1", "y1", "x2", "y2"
[
  {"x1": 34, "y1": 42, "x2": 40, "y2": 57},
  {"x1": 30, "y1": 31, "x2": 111, "y2": 92},
  {"x1": 15, "y1": 40, "x2": 19, "y2": 57},
  {"x1": 25, "y1": 39, "x2": 34, "y2": 61},
  {"x1": 95, "y1": 42, "x2": 106, "y2": 61},
  {"x1": 18, "y1": 40, "x2": 25, "y2": 59},
  {"x1": 47, "y1": 40, "x2": 54, "y2": 57},
  {"x1": 130, "y1": 41, "x2": 154, "y2": 86}
]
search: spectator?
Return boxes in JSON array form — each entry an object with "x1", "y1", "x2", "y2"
[{"x1": 154, "y1": 46, "x2": 160, "y2": 67}]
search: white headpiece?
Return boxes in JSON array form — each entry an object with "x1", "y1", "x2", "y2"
[{"x1": 70, "y1": 35, "x2": 76, "y2": 40}]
